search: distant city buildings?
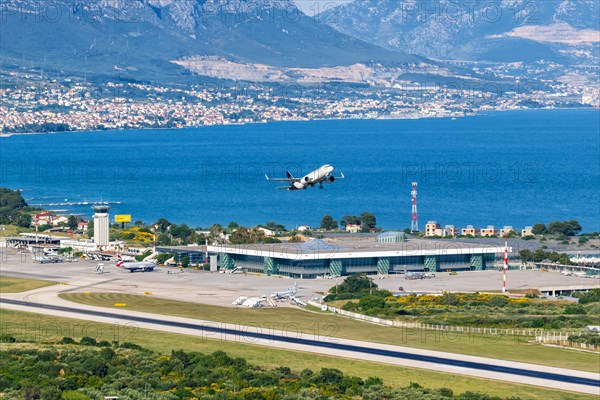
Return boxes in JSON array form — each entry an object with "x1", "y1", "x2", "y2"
[
  {"x1": 424, "y1": 222, "x2": 533, "y2": 238},
  {"x1": 521, "y1": 226, "x2": 534, "y2": 236},
  {"x1": 461, "y1": 225, "x2": 479, "y2": 237},
  {"x1": 480, "y1": 226, "x2": 498, "y2": 237},
  {"x1": 2, "y1": 64, "x2": 595, "y2": 135}
]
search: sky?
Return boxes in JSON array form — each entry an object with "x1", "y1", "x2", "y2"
[{"x1": 294, "y1": 0, "x2": 354, "y2": 15}]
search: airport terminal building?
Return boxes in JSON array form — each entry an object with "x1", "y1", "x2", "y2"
[{"x1": 205, "y1": 236, "x2": 510, "y2": 279}]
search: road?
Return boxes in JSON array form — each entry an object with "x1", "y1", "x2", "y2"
[{"x1": 1, "y1": 295, "x2": 598, "y2": 395}]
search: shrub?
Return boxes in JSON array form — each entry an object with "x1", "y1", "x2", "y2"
[
  {"x1": 79, "y1": 336, "x2": 97, "y2": 346},
  {"x1": 564, "y1": 304, "x2": 586, "y2": 315},
  {"x1": 0, "y1": 334, "x2": 17, "y2": 343},
  {"x1": 118, "y1": 342, "x2": 146, "y2": 351}
]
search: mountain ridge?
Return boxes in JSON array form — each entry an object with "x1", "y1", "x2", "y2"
[
  {"x1": 0, "y1": 0, "x2": 434, "y2": 83},
  {"x1": 323, "y1": 0, "x2": 600, "y2": 63}
]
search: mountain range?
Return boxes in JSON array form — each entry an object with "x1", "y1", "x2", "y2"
[
  {"x1": 323, "y1": 0, "x2": 600, "y2": 64},
  {"x1": 0, "y1": 0, "x2": 428, "y2": 83},
  {"x1": 1, "y1": 0, "x2": 597, "y2": 86}
]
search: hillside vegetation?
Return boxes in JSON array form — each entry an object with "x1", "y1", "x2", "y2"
[{"x1": 0, "y1": 337, "x2": 525, "y2": 400}]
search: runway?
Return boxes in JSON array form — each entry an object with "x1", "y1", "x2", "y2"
[{"x1": 1, "y1": 297, "x2": 598, "y2": 395}]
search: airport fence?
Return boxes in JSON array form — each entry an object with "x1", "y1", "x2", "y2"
[
  {"x1": 534, "y1": 332, "x2": 600, "y2": 352},
  {"x1": 308, "y1": 301, "x2": 599, "y2": 348}
]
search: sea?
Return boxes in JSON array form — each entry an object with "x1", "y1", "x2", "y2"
[{"x1": 1, "y1": 109, "x2": 599, "y2": 232}]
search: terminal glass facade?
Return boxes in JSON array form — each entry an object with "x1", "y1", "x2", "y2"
[{"x1": 218, "y1": 252, "x2": 496, "y2": 277}]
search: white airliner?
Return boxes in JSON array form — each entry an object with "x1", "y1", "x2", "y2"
[
  {"x1": 116, "y1": 253, "x2": 156, "y2": 273},
  {"x1": 265, "y1": 164, "x2": 344, "y2": 190},
  {"x1": 271, "y1": 282, "x2": 298, "y2": 299}
]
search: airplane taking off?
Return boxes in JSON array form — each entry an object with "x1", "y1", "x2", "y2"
[
  {"x1": 116, "y1": 254, "x2": 156, "y2": 273},
  {"x1": 265, "y1": 164, "x2": 344, "y2": 190},
  {"x1": 271, "y1": 282, "x2": 298, "y2": 299}
]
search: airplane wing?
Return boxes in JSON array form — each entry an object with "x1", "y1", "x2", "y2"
[
  {"x1": 276, "y1": 185, "x2": 292, "y2": 190},
  {"x1": 336, "y1": 172, "x2": 345, "y2": 179},
  {"x1": 265, "y1": 175, "x2": 302, "y2": 183},
  {"x1": 265, "y1": 171, "x2": 301, "y2": 182}
]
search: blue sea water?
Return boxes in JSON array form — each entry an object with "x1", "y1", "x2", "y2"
[{"x1": 1, "y1": 109, "x2": 599, "y2": 231}]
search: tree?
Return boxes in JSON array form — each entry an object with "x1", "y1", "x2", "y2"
[
  {"x1": 209, "y1": 224, "x2": 223, "y2": 238},
  {"x1": 87, "y1": 220, "x2": 94, "y2": 238},
  {"x1": 154, "y1": 218, "x2": 171, "y2": 231},
  {"x1": 181, "y1": 256, "x2": 190, "y2": 268},
  {"x1": 227, "y1": 221, "x2": 239, "y2": 231},
  {"x1": 67, "y1": 215, "x2": 79, "y2": 230},
  {"x1": 0, "y1": 188, "x2": 28, "y2": 224},
  {"x1": 546, "y1": 220, "x2": 582, "y2": 236},
  {"x1": 16, "y1": 213, "x2": 32, "y2": 228},
  {"x1": 360, "y1": 212, "x2": 376, "y2": 229},
  {"x1": 171, "y1": 224, "x2": 192, "y2": 240},
  {"x1": 341, "y1": 215, "x2": 360, "y2": 228},
  {"x1": 157, "y1": 233, "x2": 172, "y2": 246},
  {"x1": 320, "y1": 214, "x2": 338, "y2": 230},
  {"x1": 289, "y1": 235, "x2": 303, "y2": 243},
  {"x1": 265, "y1": 220, "x2": 286, "y2": 232},
  {"x1": 531, "y1": 223, "x2": 547, "y2": 235}
]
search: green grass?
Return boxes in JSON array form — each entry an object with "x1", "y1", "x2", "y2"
[
  {"x1": 0, "y1": 308, "x2": 596, "y2": 400},
  {"x1": 0, "y1": 224, "x2": 27, "y2": 237},
  {"x1": 0, "y1": 275, "x2": 57, "y2": 293},
  {"x1": 59, "y1": 292, "x2": 600, "y2": 373}
]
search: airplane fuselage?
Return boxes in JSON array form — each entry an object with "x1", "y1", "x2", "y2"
[
  {"x1": 292, "y1": 165, "x2": 335, "y2": 190},
  {"x1": 266, "y1": 164, "x2": 343, "y2": 191}
]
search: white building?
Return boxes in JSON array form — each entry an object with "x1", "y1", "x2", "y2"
[
  {"x1": 92, "y1": 204, "x2": 110, "y2": 248},
  {"x1": 345, "y1": 224, "x2": 361, "y2": 233},
  {"x1": 257, "y1": 227, "x2": 275, "y2": 237},
  {"x1": 522, "y1": 226, "x2": 533, "y2": 236}
]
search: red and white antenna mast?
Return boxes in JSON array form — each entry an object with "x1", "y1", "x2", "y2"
[
  {"x1": 411, "y1": 182, "x2": 418, "y2": 232},
  {"x1": 503, "y1": 233, "x2": 509, "y2": 293}
]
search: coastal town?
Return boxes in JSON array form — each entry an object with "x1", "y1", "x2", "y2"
[{"x1": 1, "y1": 64, "x2": 598, "y2": 134}]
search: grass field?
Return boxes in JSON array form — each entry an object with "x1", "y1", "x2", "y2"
[
  {"x1": 0, "y1": 275, "x2": 57, "y2": 293},
  {"x1": 0, "y1": 225, "x2": 26, "y2": 237},
  {"x1": 59, "y1": 292, "x2": 600, "y2": 373},
  {"x1": 1, "y1": 308, "x2": 596, "y2": 400}
]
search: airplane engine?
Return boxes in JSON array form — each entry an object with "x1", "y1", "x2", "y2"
[
  {"x1": 326, "y1": 176, "x2": 335, "y2": 184},
  {"x1": 293, "y1": 182, "x2": 306, "y2": 190}
]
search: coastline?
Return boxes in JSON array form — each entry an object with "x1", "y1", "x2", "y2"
[{"x1": 2, "y1": 107, "x2": 597, "y2": 137}]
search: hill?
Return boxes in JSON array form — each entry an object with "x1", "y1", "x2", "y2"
[
  {"x1": 0, "y1": 0, "x2": 431, "y2": 83},
  {"x1": 323, "y1": 0, "x2": 600, "y2": 64}
]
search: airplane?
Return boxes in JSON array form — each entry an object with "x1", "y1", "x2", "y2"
[
  {"x1": 403, "y1": 266, "x2": 425, "y2": 280},
  {"x1": 32, "y1": 255, "x2": 63, "y2": 264},
  {"x1": 265, "y1": 164, "x2": 344, "y2": 190},
  {"x1": 116, "y1": 253, "x2": 156, "y2": 273},
  {"x1": 271, "y1": 282, "x2": 298, "y2": 299}
]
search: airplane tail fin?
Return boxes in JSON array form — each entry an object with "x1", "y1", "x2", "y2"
[
  {"x1": 286, "y1": 171, "x2": 295, "y2": 180},
  {"x1": 116, "y1": 253, "x2": 124, "y2": 268}
]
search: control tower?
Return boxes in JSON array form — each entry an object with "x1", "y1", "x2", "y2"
[{"x1": 92, "y1": 204, "x2": 110, "y2": 248}]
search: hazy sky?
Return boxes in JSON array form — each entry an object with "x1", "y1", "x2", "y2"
[{"x1": 294, "y1": 0, "x2": 354, "y2": 15}]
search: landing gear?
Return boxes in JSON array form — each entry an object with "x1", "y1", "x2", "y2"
[{"x1": 319, "y1": 182, "x2": 324, "y2": 189}]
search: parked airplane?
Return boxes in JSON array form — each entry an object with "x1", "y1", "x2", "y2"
[
  {"x1": 271, "y1": 282, "x2": 298, "y2": 299},
  {"x1": 404, "y1": 266, "x2": 425, "y2": 280},
  {"x1": 116, "y1": 254, "x2": 156, "y2": 273},
  {"x1": 32, "y1": 255, "x2": 63, "y2": 264},
  {"x1": 265, "y1": 164, "x2": 344, "y2": 190}
]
